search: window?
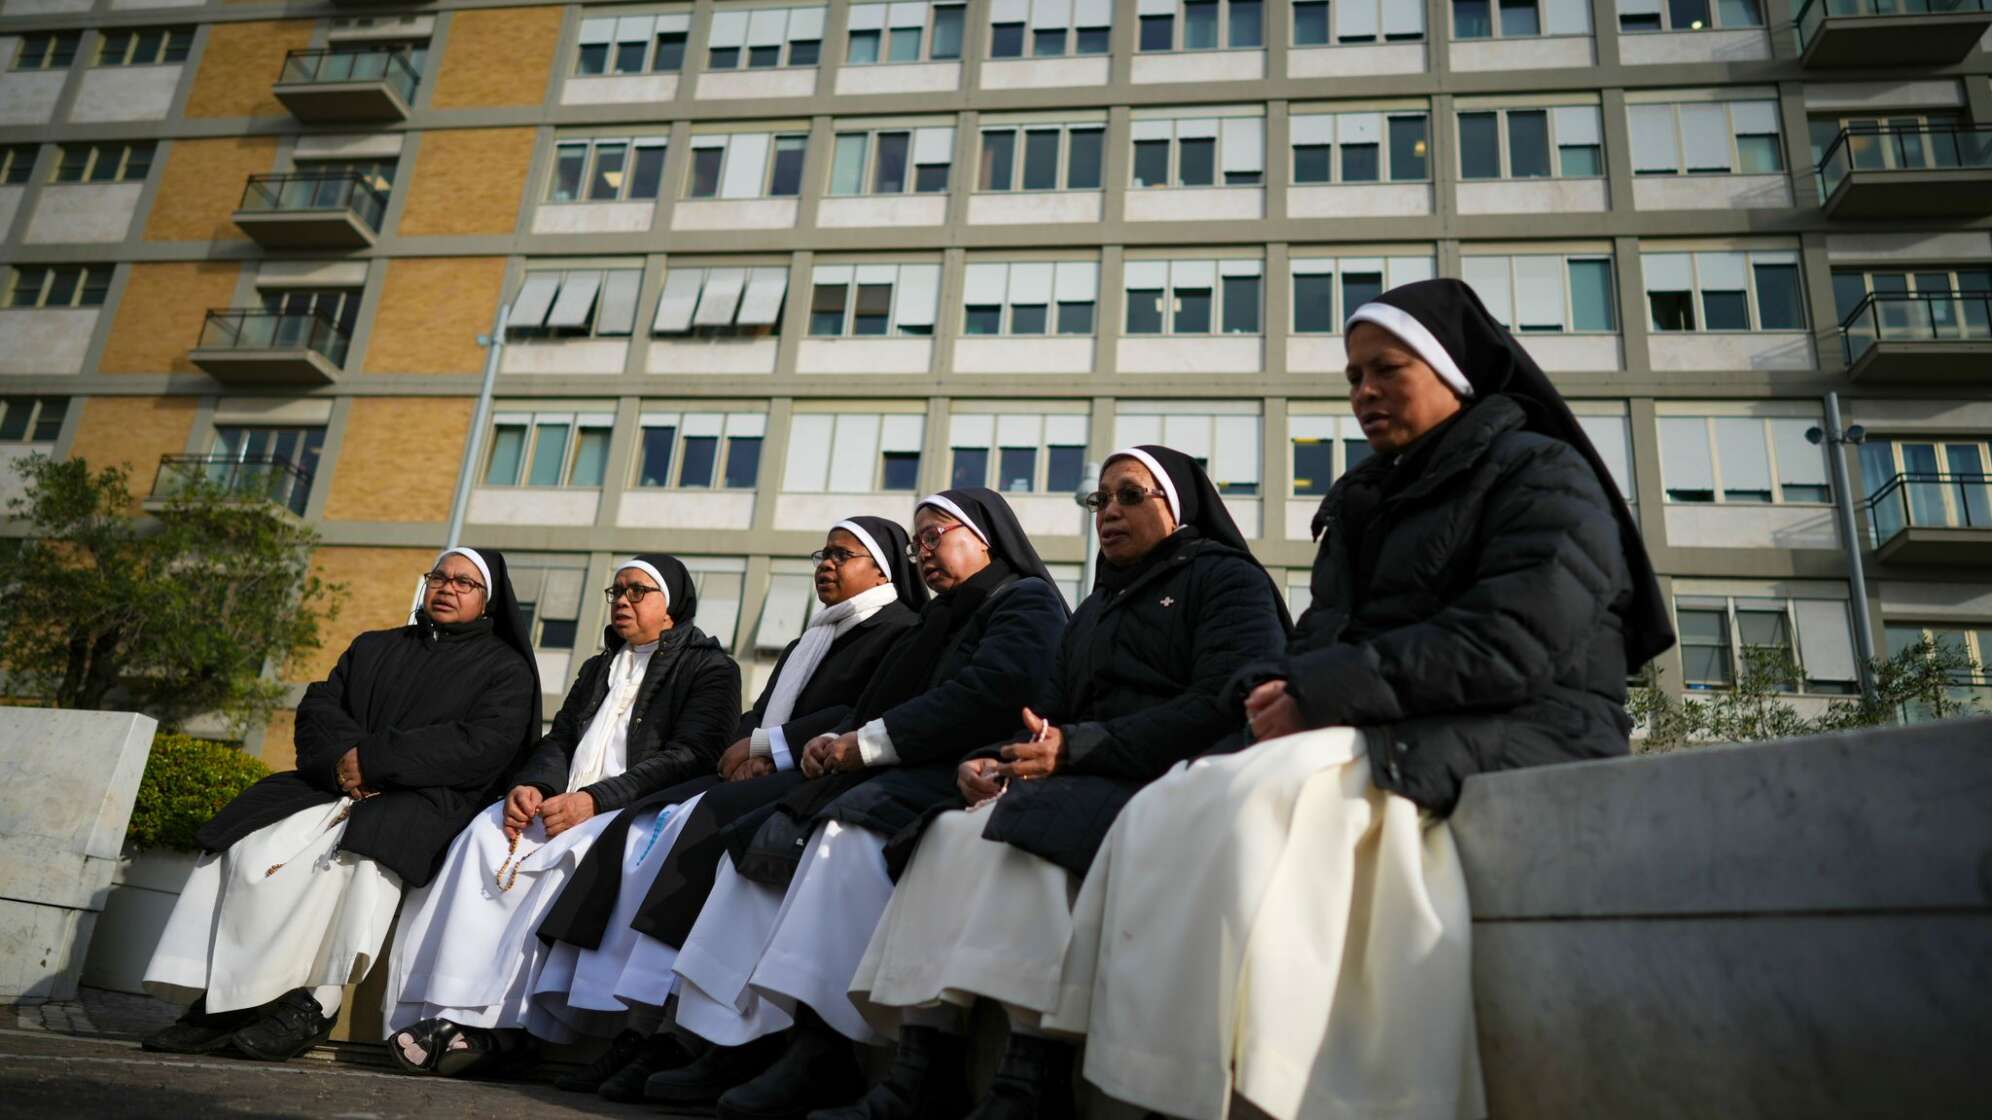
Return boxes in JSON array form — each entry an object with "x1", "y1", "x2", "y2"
[
  {"x1": 549, "y1": 138, "x2": 666, "y2": 202},
  {"x1": 1884, "y1": 624, "x2": 1992, "y2": 720},
  {"x1": 94, "y1": 26, "x2": 193, "y2": 66},
  {"x1": 634, "y1": 412, "x2": 766, "y2": 489},
  {"x1": 1456, "y1": 105, "x2": 1600, "y2": 180},
  {"x1": 1130, "y1": 115, "x2": 1264, "y2": 187},
  {"x1": 948, "y1": 412, "x2": 1089, "y2": 493},
  {"x1": 1290, "y1": 255, "x2": 1436, "y2": 332},
  {"x1": 507, "y1": 268, "x2": 644, "y2": 339},
  {"x1": 483, "y1": 411, "x2": 615, "y2": 488},
  {"x1": 1573, "y1": 411, "x2": 1637, "y2": 500},
  {"x1": 988, "y1": 0, "x2": 1111, "y2": 56},
  {"x1": 1135, "y1": 0, "x2": 1266, "y2": 50},
  {"x1": 1859, "y1": 438, "x2": 1992, "y2": 539},
  {"x1": 962, "y1": 261, "x2": 1098, "y2": 336},
  {"x1": 1831, "y1": 267, "x2": 1992, "y2": 358},
  {"x1": 1124, "y1": 260, "x2": 1262, "y2": 336},
  {"x1": 508, "y1": 558, "x2": 587, "y2": 651},
  {"x1": 14, "y1": 32, "x2": 81, "y2": 70},
  {"x1": 1656, "y1": 415, "x2": 1830, "y2": 505},
  {"x1": 1642, "y1": 251, "x2": 1806, "y2": 333},
  {"x1": 208, "y1": 425, "x2": 326, "y2": 516},
  {"x1": 807, "y1": 263, "x2": 941, "y2": 336},
  {"x1": 1, "y1": 145, "x2": 36, "y2": 185},
  {"x1": 830, "y1": 126, "x2": 953, "y2": 195},
  {"x1": 574, "y1": 13, "x2": 693, "y2": 74},
  {"x1": 687, "y1": 132, "x2": 807, "y2": 199},
  {"x1": 781, "y1": 412, "x2": 928, "y2": 493},
  {"x1": 1808, "y1": 111, "x2": 1969, "y2": 177},
  {"x1": 846, "y1": 1, "x2": 965, "y2": 64},
  {"x1": 1452, "y1": 0, "x2": 1589, "y2": 37},
  {"x1": 1310, "y1": 0, "x2": 1426, "y2": 42},
  {"x1": 1627, "y1": 100, "x2": 1783, "y2": 176},
  {"x1": 256, "y1": 287, "x2": 359, "y2": 360},
  {"x1": 4, "y1": 265, "x2": 110, "y2": 309},
  {"x1": 1460, "y1": 254, "x2": 1618, "y2": 333},
  {"x1": 1616, "y1": 0, "x2": 1762, "y2": 32},
  {"x1": 978, "y1": 122, "x2": 1105, "y2": 191},
  {"x1": 704, "y1": 6, "x2": 827, "y2": 69},
  {"x1": 1288, "y1": 415, "x2": 1376, "y2": 495},
  {"x1": 1115, "y1": 407, "x2": 1261, "y2": 495},
  {"x1": 0, "y1": 396, "x2": 68, "y2": 443},
  {"x1": 1674, "y1": 595, "x2": 1856, "y2": 694},
  {"x1": 654, "y1": 266, "x2": 789, "y2": 337},
  {"x1": 51, "y1": 142, "x2": 155, "y2": 184},
  {"x1": 1290, "y1": 112, "x2": 1430, "y2": 183}
]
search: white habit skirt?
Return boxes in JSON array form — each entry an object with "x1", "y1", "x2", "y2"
[
  {"x1": 144, "y1": 799, "x2": 403, "y2": 1015},
  {"x1": 849, "y1": 807, "x2": 1076, "y2": 1036},
  {"x1": 384, "y1": 801, "x2": 618, "y2": 1043},
  {"x1": 1042, "y1": 727, "x2": 1486, "y2": 1120}
]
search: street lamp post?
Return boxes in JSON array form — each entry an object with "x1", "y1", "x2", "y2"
[
  {"x1": 1806, "y1": 391, "x2": 1877, "y2": 700},
  {"x1": 1075, "y1": 459, "x2": 1101, "y2": 598}
]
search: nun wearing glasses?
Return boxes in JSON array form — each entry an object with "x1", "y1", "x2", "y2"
[
  {"x1": 384, "y1": 553, "x2": 740, "y2": 1077},
  {"x1": 142, "y1": 547, "x2": 540, "y2": 1064},
  {"x1": 837, "y1": 447, "x2": 1290, "y2": 1120}
]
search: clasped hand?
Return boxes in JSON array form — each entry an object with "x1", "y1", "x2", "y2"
[
  {"x1": 1244, "y1": 679, "x2": 1304, "y2": 742},
  {"x1": 503, "y1": 784, "x2": 596, "y2": 840},
  {"x1": 800, "y1": 731, "x2": 863, "y2": 778},
  {"x1": 717, "y1": 737, "x2": 775, "y2": 782},
  {"x1": 335, "y1": 748, "x2": 376, "y2": 800}
]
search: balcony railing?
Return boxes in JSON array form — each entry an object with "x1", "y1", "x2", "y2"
[
  {"x1": 1865, "y1": 471, "x2": 1992, "y2": 547},
  {"x1": 1837, "y1": 290, "x2": 1992, "y2": 364},
  {"x1": 196, "y1": 308, "x2": 351, "y2": 367},
  {"x1": 1817, "y1": 123, "x2": 1992, "y2": 198},
  {"x1": 1796, "y1": 0, "x2": 1992, "y2": 48},
  {"x1": 237, "y1": 171, "x2": 388, "y2": 232},
  {"x1": 151, "y1": 454, "x2": 315, "y2": 517},
  {"x1": 277, "y1": 45, "x2": 419, "y2": 102}
]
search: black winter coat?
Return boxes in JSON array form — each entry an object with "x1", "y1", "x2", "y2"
[
  {"x1": 196, "y1": 618, "x2": 538, "y2": 888},
  {"x1": 731, "y1": 602, "x2": 923, "y2": 746},
  {"x1": 976, "y1": 539, "x2": 1289, "y2": 876},
  {"x1": 509, "y1": 625, "x2": 741, "y2": 812},
  {"x1": 1255, "y1": 393, "x2": 1636, "y2": 815}
]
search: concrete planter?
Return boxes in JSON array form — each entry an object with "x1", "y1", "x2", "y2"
[{"x1": 80, "y1": 848, "x2": 200, "y2": 996}]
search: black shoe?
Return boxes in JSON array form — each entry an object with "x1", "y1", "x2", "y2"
[
  {"x1": 807, "y1": 1024, "x2": 969, "y2": 1120},
  {"x1": 645, "y1": 1032, "x2": 787, "y2": 1105},
  {"x1": 596, "y1": 1031, "x2": 697, "y2": 1102},
  {"x1": 228, "y1": 988, "x2": 335, "y2": 1063},
  {"x1": 964, "y1": 1035, "x2": 1074, "y2": 1120},
  {"x1": 716, "y1": 1018, "x2": 868, "y2": 1120},
  {"x1": 140, "y1": 994, "x2": 261, "y2": 1055},
  {"x1": 554, "y1": 1028, "x2": 649, "y2": 1093}
]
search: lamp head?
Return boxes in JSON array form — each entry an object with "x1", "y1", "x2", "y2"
[{"x1": 1805, "y1": 426, "x2": 1824, "y2": 446}]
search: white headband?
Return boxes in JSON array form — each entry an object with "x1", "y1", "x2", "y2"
[
  {"x1": 614, "y1": 558, "x2": 671, "y2": 612},
  {"x1": 1344, "y1": 302, "x2": 1475, "y2": 400},
  {"x1": 914, "y1": 494, "x2": 988, "y2": 547},
  {"x1": 1102, "y1": 448, "x2": 1181, "y2": 521},
  {"x1": 833, "y1": 519, "x2": 893, "y2": 580},
  {"x1": 434, "y1": 547, "x2": 493, "y2": 593}
]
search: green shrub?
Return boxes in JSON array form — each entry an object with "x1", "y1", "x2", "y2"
[{"x1": 125, "y1": 734, "x2": 270, "y2": 854}]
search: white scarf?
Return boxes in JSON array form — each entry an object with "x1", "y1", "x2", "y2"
[
  {"x1": 565, "y1": 640, "x2": 657, "y2": 792},
  {"x1": 759, "y1": 582, "x2": 900, "y2": 729}
]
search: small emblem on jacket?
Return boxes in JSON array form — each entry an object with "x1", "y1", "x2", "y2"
[{"x1": 1160, "y1": 597, "x2": 1175, "y2": 607}]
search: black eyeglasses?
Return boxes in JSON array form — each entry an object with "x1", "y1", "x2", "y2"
[
  {"x1": 1081, "y1": 485, "x2": 1169, "y2": 512},
  {"x1": 422, "y1": 571, "x2": 486, "y2": 594},
  {"x1": 809, "y1": 547, "x2": 872, "y2": 567},
  {"x1": 603, "y1": 583, "x2": 663, "y2": 605}
]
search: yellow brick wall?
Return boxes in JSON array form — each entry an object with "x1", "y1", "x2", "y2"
[
  {"x1": 363, "y1": 257, "x2": 506, "y2": 375},
  {"x1": 143, "y1": 136, "x2": 280, "y2": 243},
  {"x1": 66, "y1": 396, "x2": 199, "y2": 498},
  {"x1": 98, "y1": 262, "x2": 242, "y2": 374},
  {"x1": 322, "y1": 397, "x2": 472, "y2": 524},
  {"x1": 184, "y1": 20, "x2": 314, "y2": 119},
  {"x1": 289, "y1": 546, "x2": 435, "y2": 682},
  {"x1": 256, "y1": 709, "x2": 296, "y2": 771},
  {"x1": 396, "y1": 128, "x2": 534, "y2": 237},
  {"x1": 430, "y1": 7, "x2": 563, "y2": 109}
]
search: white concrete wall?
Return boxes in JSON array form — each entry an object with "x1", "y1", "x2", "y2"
[
  {"x1": 774, "y1": 491, "x2": 913, "y2": 530},
  {"x1": 1633, "y1": 173, "x2": 1791, "y2": 211},
  {"x1": 1117, "y1": 336, "x2": 1262, "y2": 374},
  {"x1": 1285, "y1": 497, "x2": 1320, "y2": 541},
  {"x1": 0, "y1": 309, "x2": 99, "y2": 375},
  {"x1": 500, "y1": 339, "x2": 629, "y2": 375},
  {"x1": 796, "y1": 337, "x2": 934, "y2": 374},
  {"x1": 560, "y1": 73, "x2": 679, "y2": 106},
  {"x1": 0, "y1": 185, "x2": 23, "y2": 236},
  {"x1": 1803, "y1": 80, "x2": 1964, "y2": 112},
  {"x1": 697, "y1": 68, "x2": 817, "y2": 100},
  {"x1": 1648, "y1": 332, "x2": 1814, "y2": 371},
  {"x1": 69, "y1": 66, "x2": 182, "y2": 123},
  {"x1": 1289, "y1": 43, "x2": 1425, "y2": 78},
  {"x1": 817, "y1": 194, "x2": 949, "y2": 228},
  {"x1": 1877, "y1": 580, "x2": 1992, "y2": 617},
  {"x1": 1222, "y1": 495, "x2": 1261, "y2": 538},
  {"x1": 1, "y1": 443, "x2": 53, "y2": 509},
  {"x1": 7, "y1": 0, "x2": 90, "y2": 12},
  {"x1": 967, "y1": 190, "x2": 1103, "y2": 225},
  {"x1": 1520, "y1": 334, "x2": 1623, "y2": 372},
  {"x1": 1006, "y1": 493, "x2": 1086, "y2": 539},
  {"x1": 1131, "y1": 49, "x2": 1263, "y2": 84},
  {"x1": 1289, "y1": 183, "x2": 1433, "y2": 219},
  {"x1": 1451, "y1": 35, "x2": 1593, "y2": 71},
  {"x1": 952, "y1": 336, "x2": 1095, "y2": 374},
  {"x1": 834, "y1": 61, "x2": 961, "y2": 96},
  {"x1": 616, "y1": 489, "x2": 757, "y2": 530},
  {"x1": 1825, "y1": 231, "x2": 1992, "y2": 262},
  {"x1": 1664, "y1": 503, "x2": 1841, "y2": 550},
  {"x1": 1287, "y1": 335, "x2": 1345, "y2": 373},
  {"x1": 23, "y1": 184, "x2": 144, "y2": 243},
  {"x1": 670, "y1": 198, "x2": 799, "y2": 230},
  {"x1": 112, "y1": 0, "x2": 205, "y2": 8},
  {"x1": 1125, "y1": 186, "x2": 1264, "y2": 222},
  {"x1": 530, "y1": 201, "x2": 657, "y2": 235},
  {"x1": 647, "y1": 338, "x2": 780, "y2": 375},
  {"x1": 979, "y1": 56, "x2": 1110, "y2": 89},
  {"x1": 1619, "y1": 29, "x2": 1771, "y2": 65},
  {"x1": 1457, "y1": 178, "x2": 1609, "y2": 215},
  {"x1": 0, "y1": 72, "x2": 65, "y2": 126},
  {"x1": 467, "y1": 487, "x2": 603, "y2": 526}
]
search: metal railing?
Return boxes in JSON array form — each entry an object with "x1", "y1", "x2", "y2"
[
  {"x1": 237, "y1": 171, "x2": 388, "y2": 232},
  {"x1": 1816, "y1": 122, "x2": 1992, "y2": 198},
  {"x1": 276, "y1": 45, "x2": 420, "y2": 103},
  {"x1": 196, "y1": 308, "x2": 351, "y2": 367},
  {"x1": 1864, "y1": 471, "x2": 1992, "y2": 548},
  {"x1": 151, "y1": 454, "x2": 316, "y2": 516},
  {"x1": 1835, "y1": 290, "x2": 1992, "y2": 363},
  {"x1": 1796, "y1": 0, "x2": 1992, "y2": 49}
]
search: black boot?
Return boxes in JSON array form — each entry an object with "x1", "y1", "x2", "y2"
[
  {"x1": 715, "y1": 1014, "x2": 868, "y2": 1120},
  {"x1": 807, "y1": 1024, "x2": 969, "y2": 1120},
  {"x1": 645, "y1": 1031, "x2": 787, "y2": 1105},
  {"x1": 228, "y1": 988, "x2": 336, "y2": 1062},
  {"x1": 964, "y1": 1034, "x2": 1074, "y2": 1120},
  {"x1": 595, "y1": 1030, "x2": 697, "y2": 1102},
  {"x1": 555, "y1": 1027, "x2": 660, "y2": 1093},
  {"x1": 140, "y1": 994, "x2": 261, "y2": 1055}
]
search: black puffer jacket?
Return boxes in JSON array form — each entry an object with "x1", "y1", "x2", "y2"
[
  {"x1": 509, "y1": 625, "x2": 740, "y2": 812},
  {"x1": 1252, "y1": 393, "x2": 1636, "y2": 815}
]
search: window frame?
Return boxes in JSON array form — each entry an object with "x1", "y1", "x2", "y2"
[
  {"x1": 828, "y1": 125, "x2": 954, "y2": 196},
  {"x1": 701, "y1": 5, "x2": 827, "y2": 71},
  {"x1": 975, "y1": 121, "x2": 1107, "y2": 192},
  {"x1": 1616, "y1": 0, "x2": 1764, "y2": 34},
  {"x1": 1128, "y1": 114, "x2": 1265, "y2": 189},
  {"x1": 845, "y1": 0, "x2": 967, "y2": 65},
  {"x1": 1289, "y1": 110, "x2": 1432, "y2": 184},
  {"x1": 1122, "y1": 259, "x2": 1265, "y2": 337},
  {"x1": 1136, "y1": 0, "x2": 1266, "y2": 53},
  {"x1": 0, "y1": 396, "x2": 69, "y2": 443},
  {"x1": 51, "y1": 141, "x2": 155, "y2": 185},
  {"x1": 985, "y1": 0, "x2": 1112, "y2": 58},
  {"x1": 805, "y1": 263, "x2": 942, "y2": 337},
  {"x1": 1288, "y1": 255, "x2": 1437, "y2": 334},
  {"x1": 633, "y1": 411, "x2": 768, "y2": 490},
  {"x1": 3, "y1": 265, "x2": 111, "y2": 309},
  {"x1": 1642, "y1": 250, "x2": 1808, "y2": 334},
  {"x1": 93, "y1": 26, "x2": 194, "y2": 67},
  {"x1": 506, "y1": 267, "x2": 645, "y2": 340},
  {"x1": 685, "y1": 132, "x2": 809, "y2": 199},
  {"x1": 1, "y1": 145, "x2": 40, "y2": 185},
  {"x1": 960, "y1": 260, "x2": 1100, "y2": 337},
  {"x1": 1628, "y1": 99, "x2": 1785, "y2": 177},
  {"x1": 547, "y1": 137, "x2": 668, "y2": 203},
  {"x1": 14, "y1": 32, "x2": 82, "y2": 71},
  {"x1": 1113, "y1": 407, "x2": 1262, "y2": 495},
  {"x1": 482, "y1": 411, "x2": 617, "y2": 489},
  {"x1": 1673, "y1": 594, "x2": 1855, "y2": 695},
  {"x1": 1455, "y1": 104, "x2": 1603, "y2": 181},
  {"x1": 1459, "y1": 253, "x2": 1620, "y2": 334},
  {"x1": 572, "y1": 12, "x2": 695, "y2": 76},
  {"x1": 1655, "y1": 414, "x2": 1832, "y2": 506},
  {"x1": 945, "y1": 411, "x2": 1090, "y2": 495}
]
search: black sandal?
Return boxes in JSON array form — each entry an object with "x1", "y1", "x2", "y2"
[
  {"x1": 434, "y1": 1024, "x2": 536, "y2": 1080},
  {"x1": 388, "y1": 1017, "x2": 456, "y2": 1076}
]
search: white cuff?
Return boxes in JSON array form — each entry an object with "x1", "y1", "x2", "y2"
[
  {"x1": 857, "y1": 718, "x2": 900, "y2": 767},
  {"x1": 749, "y1": 727, "x2": 773, "y2": 758},
  {"x1": 766, "y1": 725, "x2": 796, "y2": 772}
]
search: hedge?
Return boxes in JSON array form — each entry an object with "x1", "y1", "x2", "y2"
[{"x1": 125, "y1": 734, "x2": 269, "y2": 854}]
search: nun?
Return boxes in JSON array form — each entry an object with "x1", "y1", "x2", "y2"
[
  {"x1": 383, "y1": 554, "x2": 739, "y2": 1076},
  {"x1": 530, "y1": 518, "x2": 928, "y2": 1100},
  {"x1": 1044, "y1": 279, "x2": 1676, "y2": 1120},
  {"x1": 141, "y1": 547, "x2": 540, "y2": 1063},
  {"x1": 645, "y1": 489, "x2": 1068, "y2": 1119},
  {"x1": 838, "y1": 447, "x2": 1291, "y2": 1120}
]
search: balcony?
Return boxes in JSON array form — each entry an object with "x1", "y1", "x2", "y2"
[
  {"x1": 1865, "y1": 472, "x2": 1992, "y2": 565},
  {"x1": 273, "y1": 46, "x2": 418, "y2": 122},
  {"x1": 147, "y1": 454, "x2": 314, "y2": 518},
  {"x1": 231, "y1": 172, "x2": 386, "y2": 249},
  {"x1": 1816, "y1": 124, "x2": 1992, "y2": 219},
  {"x1": 1795, "y1": 0, "x2": 1992, "y2": 67},
  {"x1": 1837, "y1": 291, "x2": 1992, "y2": 382},
  {"x1": 188, "y1": 308, "x2": 348, "y2": 385}
]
